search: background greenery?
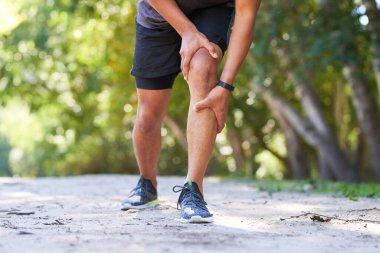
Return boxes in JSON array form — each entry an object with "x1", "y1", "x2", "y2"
[{"x1": 1, "y1": 0, "x2": 380, "y2": 183}]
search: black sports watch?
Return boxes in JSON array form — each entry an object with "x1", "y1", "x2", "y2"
[{"x1": 216, "y1": 80, "x2": 235, "y2": 92}]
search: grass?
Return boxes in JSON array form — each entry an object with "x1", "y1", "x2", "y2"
[{"x1": 223, "y1": 176, "x2": 380, "y2": 201}]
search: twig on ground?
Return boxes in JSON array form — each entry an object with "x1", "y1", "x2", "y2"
[
  {"x1": 280, "y1": 212, "x2": 380, "y2": 224},
  {"x1": 43, "y1": 219, "x2": 65, "y2": 225},
  {"x1": 0, "y1": 209, "x2": 20, "y2": 213},
  {"x1": 18, "y1": 231, "x2": 33, "y2": 235},
  {"x1": 1, "y1": 221, "x2": 18, "y2": 229},
  {"x1": 6, "y1": 211, "x2": 35, "y2": 216},
  {"x1": 347, "y1": 207, "x2": 379, "y2": 213}
]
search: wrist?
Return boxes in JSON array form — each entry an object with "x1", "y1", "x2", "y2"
[
  {"x1": 216, "y1": 85, "x2": 232, "y2": 98},
  {"x1": 178, "y1": 23, "x2": 197, "y2": 37},
  {"x1": 220, "y1": 72, "x2": 235, "y2": 85}
]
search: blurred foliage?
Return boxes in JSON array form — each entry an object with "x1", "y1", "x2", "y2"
[
  {"x1": 254, "y1": 179, "x2": 380, "y2": 200},
  {"x1": 0, "y1": 0, "x2": 379, "y2": 182}
]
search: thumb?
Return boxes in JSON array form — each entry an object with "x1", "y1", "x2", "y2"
[{"x1": 194, "y1": 98, "x2": 211, "y2": 112}]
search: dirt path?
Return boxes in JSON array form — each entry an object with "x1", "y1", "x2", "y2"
[{"x1": 0, "y1": 175, "x2": 379, "y2": 253}]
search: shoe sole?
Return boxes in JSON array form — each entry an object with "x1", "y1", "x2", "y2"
[
  {"x1": 120, "y1": 200, "x2": 159, "y2": 211},
  {"x1": 180, "y1": 216, "x2": 214, "y2": 223}
]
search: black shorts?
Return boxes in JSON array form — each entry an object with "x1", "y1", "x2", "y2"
[{"x1": 131, "y1": 5, "x2": 234, "y2": 90}]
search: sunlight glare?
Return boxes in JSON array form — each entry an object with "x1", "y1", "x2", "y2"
[{"x1": 0, "y1": 1, "x2": 24, "y2": 35}]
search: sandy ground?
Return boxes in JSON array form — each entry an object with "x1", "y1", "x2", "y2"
[{"x1": 0, "y1": 175, "x2": 379, "y2": 253}]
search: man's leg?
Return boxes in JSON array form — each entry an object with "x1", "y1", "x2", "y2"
[
  {"x1": 133, "y1": 88, "x2": 171, "y2": 188},
  {"x1": 186, "y1": 45, "x2": 223, "y2": 193}
]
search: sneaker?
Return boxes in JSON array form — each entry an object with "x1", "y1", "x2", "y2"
[
  {"x1": 120, "y1": 176, "x2": 159, "y2": 210},
  {"x1": 173, "y1": 181, "x2": 213, "y2": 223}
]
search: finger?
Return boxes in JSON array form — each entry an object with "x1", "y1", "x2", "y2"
[
  {"x1": 216, "y1": 115, "x2": 226, "y2": 133},
  {"x1": 204, "y1": 41, "x2": 218, "y2": 59},
  {"x1": 217, "y1": 122, "x2": 225, "y2": 133},
  {"x1": 182, "y1": 56, "x2": 190, "y2": 80},
  {"x1": 194, "y1": 98, "x2": 211, "y2": 112},
  {"x1": 180, "y1": 50, "x2": 186, "y2": 70}
]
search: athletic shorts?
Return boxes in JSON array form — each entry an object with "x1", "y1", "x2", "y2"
[{"x1": 130, "y1": 5, "x2": 234, "y2": 90}]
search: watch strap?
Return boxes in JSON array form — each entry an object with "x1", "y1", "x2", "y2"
[{"x1": 216, "y1": 80, "x2": 235, "y2": 92}]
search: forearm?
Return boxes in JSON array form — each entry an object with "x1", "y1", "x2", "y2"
[
  {"x1": 147, "y1": 0, "x2": 196, "y2": 36},
  {"x1": 220, "y1": 0, "x2": 261, "y2": 84}
]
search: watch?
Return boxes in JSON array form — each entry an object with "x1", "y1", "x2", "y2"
[{"x1": 216, "y1": 80, "x2": 235, "y2": 92}]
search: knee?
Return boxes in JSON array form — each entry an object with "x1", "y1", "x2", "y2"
[
  {"x1": 189, "y1": 49, "x2": 215, "y2": 82},
  {"x1": 135, "y1": 108, "x2": 162, "y2": 134},
  {"x1": 189, "y1": 49, "x2": 213, "y2": 81},
  {"x1": 188, "y1": 49, "x2": 217, "y2": 97}
]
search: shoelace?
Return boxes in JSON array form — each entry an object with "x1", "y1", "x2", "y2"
[
  {"x1": 129, "y1": 179, "x2": 145, "y2": 196},
  {"x1": 172, "y1": 185, "x2": 208, "y2": 210}
]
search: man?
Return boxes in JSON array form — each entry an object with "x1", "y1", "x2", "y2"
[{"x1": 121, "y1": 0, "x2": 261, "y2": 223}]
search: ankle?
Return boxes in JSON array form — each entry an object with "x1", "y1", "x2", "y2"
[
  {"x1": 141, "y1": 175, "x2": 157, "y2": 188},
  {"x1": 185, "y1": 177, "x2": 203, "y2": 193}
]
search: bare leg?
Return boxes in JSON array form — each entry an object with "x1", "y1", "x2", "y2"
[
  {"x1": 185, "y1": 45, "x2": 223, "y2": 193},
  {"x1": 133, "y1": 88, "x2": 171, "y2": 188}
]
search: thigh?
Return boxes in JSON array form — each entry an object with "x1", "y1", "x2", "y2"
[
  {"x1": 136, "y1": 88, "x2": 172, "y2": 120},
  {"x1": 189, "y1": 5, "x2": 235, "y2": 54},
  {"x1": 131, "y1": 22, "x2": 181, "y2": 84}
]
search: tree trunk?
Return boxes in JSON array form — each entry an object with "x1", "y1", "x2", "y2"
[
  {"x1": 363, "y1": 0, "x2": 380, "y2": 98},
  {"x1": 333, "y1": 82, "x2": 348, "y2": 148},
  {"x1": 296, "y1": 81, "x2": 332, "y2": 137},
  {"x1": 353, "y1": 128, "x2": 365, "y2": 177},
  {"x1": 281, "y1": 117, "x2": 309, "y2": 179},
  {"x1": 227, "y1": 127, "x2": 248, "y2": 175},
  {"x1": 163, "y1": 116, "x2": 187, "y2": 151},
  {"x1": 344, "y1": 64, "x2": 380, "y2": 180},
  {"x1": 318, "y1": 150, "x2": 334, "y2": 180},
  {"x1": 265, "y1": 95, "x2": 309, "y2": 179},
  {"x1": 251, "y1": 82, "x2": 357, "y2": 182},
  {"x1": 294, "y1": 77, "x2": 358, "y2": 181},
  {"x1": 272, "y1": 49, "x2": 356, "y2": 180}
]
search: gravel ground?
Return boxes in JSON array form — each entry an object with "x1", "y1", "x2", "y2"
[{"x1": 0, "y1": 175, "x2": 379, "y2": 253}]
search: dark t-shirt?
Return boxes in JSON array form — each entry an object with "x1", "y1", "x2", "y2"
[{"x1": 136, "y1": 0, "x2": 235, "y2": 29}]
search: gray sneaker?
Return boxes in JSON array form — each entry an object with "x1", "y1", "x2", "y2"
[
  {"x1": 121, "y1": 176, "x2": 159, "y2": 210},
  {"x1": 173, "y1": 181, "x2": 213, "y2": 223}
]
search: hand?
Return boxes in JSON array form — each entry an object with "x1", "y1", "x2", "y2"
[
  {"x1": 180, "y1": 30, "x2": 218, "y2": 80},
  {"x1": 194, "y1": 85, "x2": 231, "y2": 133}
]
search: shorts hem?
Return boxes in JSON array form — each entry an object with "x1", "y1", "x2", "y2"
[{"x1": 134, "y1": 73, "x2": 179, "y2": 90}]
